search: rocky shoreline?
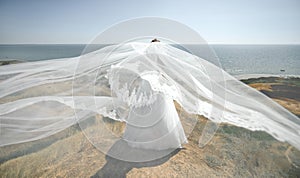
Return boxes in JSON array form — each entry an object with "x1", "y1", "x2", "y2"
[{"x1": 0, "y1": 59, "x2": 23, "y2": 66}]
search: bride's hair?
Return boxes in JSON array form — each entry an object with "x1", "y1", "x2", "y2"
[{"x1": 151, "y1": 38, "x2": 160, "y2": 43}]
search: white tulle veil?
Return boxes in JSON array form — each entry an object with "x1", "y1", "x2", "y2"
[{"x1": 0, "y1": 18, "x2": 300, "y2": 162}]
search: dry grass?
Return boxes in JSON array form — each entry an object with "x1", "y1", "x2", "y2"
[
  {"x1": 273, "y1": 98, "x2": 300, "y2": 116},
  {"x1": 248, "y1": 83, "x2": 273, "y2": 91},
  {"x1": 1, "y1": 77, "x2": 300, "y2": 177}
]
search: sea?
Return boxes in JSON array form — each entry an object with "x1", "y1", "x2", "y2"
[{"x1": 0, "y1": 44, "x2": 299, "y2": 78}]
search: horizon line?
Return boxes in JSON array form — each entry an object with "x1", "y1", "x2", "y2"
[{"x1": 0, "y1": 43, "x2": 300, "y2": 45}]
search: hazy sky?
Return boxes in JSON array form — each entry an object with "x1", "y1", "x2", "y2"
[{"x1": 0, "y1": 0, "x2": 299, "y2": 44}]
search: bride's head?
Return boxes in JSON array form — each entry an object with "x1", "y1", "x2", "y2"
[{"x1": 151, "y1": 38, "x2": 160, "y2": 43}]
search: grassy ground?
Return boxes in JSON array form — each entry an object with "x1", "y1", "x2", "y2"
[{"x1": 0, "y1": 77, "x2": 300, "y2": 177}]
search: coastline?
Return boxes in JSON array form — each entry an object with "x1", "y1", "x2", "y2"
[
  {"x1": 0, "y1": 59, "x2": 24, "y2": 66},
  {"x1": 235, "y1": 73, "x2": 300, "y2": 80},
  {"x1": 240, "y1": 76, "x2": 300, "y2": 117},
  {"x1": 1, "y1": 59, "x2": 299, "y2": 80}
]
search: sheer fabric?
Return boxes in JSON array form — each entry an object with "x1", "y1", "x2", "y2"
[{"x1": 0, "y1": 42, "x2": 299, "y2": 150}]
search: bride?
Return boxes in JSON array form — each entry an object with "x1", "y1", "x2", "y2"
[
  {"x1": 108, "y1": 39, "x2": 187, "y2": 150},
  {"x1": 111, "y1": 70, "x2": 187, "y2": 150},
  {"x1": 0, "y1": 39, "x2": 300, "y2": 153}
]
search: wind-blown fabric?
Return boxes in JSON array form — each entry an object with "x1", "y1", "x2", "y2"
[{"x1": 0, "y1": 42, "x2": 299, "y2": 150}]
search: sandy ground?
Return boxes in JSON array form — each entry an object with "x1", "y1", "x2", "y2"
[
  {"x1": 244, "y1": 77, "x2": 300, "y2": 117},
  {"x1": 0, "y1": 77, "x2": 300, "y2": 178}
]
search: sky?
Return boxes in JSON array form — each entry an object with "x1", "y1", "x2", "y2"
[{"x1": 0, "y1": 0, "x2": 299, "y2": 44}]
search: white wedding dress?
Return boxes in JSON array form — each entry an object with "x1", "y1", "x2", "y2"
[
  {"x1": 0, "y1": 42, "x2": 300, "y2": 152},
  {"x1": 119, "y1": 76, "x2": 187, "y2": 150}
]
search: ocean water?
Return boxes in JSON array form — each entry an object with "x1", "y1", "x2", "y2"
[
  {"x1": 212, "y1": 45, "x2": 300, "y2": 76},
  {"x1": 0, "y1": 44, "x2": 86, "y2": 61},
  {"x1": 0, "y1": 44, "x2": 299, "y2": 76}
]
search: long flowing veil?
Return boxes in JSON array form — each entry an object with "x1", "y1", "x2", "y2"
[{"x1": 1, "y1": 42, "x2": 300, "y2": 152}]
